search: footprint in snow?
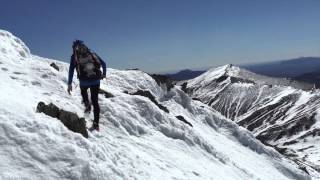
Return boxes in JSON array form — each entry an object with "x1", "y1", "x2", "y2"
[
  {"x1": 1, "y1": 67, "x2": 8, "y2": 71},
  {"x1": 31, "y1": 81, "x2": 41, "y2": 86},
  {"x1": 13, "y1": 71, "x2": 26, "y2": 75}
]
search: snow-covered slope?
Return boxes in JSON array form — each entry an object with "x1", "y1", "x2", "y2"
[
  {"x1": 0, "y1": 30, "x2": 314, "y2": 179},
  {"x1": 185, "y1": 64, "x2": 320, "y2": 176}
]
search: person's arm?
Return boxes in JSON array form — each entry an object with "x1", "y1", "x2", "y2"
[
  {"x1": 67, "y1": 55, "x2": 76, "y2": 94},
  {"x1": 68, "y1": 55, "x2": 76, "y2": 85},
  {"x1": 97, "y1": 54, "x2": 107, "y2": 77},
  {"x1": 100, "y1": 59, "x2": 106, "y2": 76}
]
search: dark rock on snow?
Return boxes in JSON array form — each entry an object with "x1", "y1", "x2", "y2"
[
  {"x1": 99, "y1": 88, "x2": 114, "y2": 98},
  {"x1": 148, "y1": 74, "x2": 175, "y2": 91},
  {"x1": 50, "y1": 62, "x2": 59, "y2": 71},
  {"x1": 36, "y1": 102, "x2": 88, "y2": 138},
  {"x1": 130, "y1": 90, "x2": 169, "y2": 113},
  {"x1": 125, "y1": 68, "x2": 140, "y2": 71},
  {"x1": 176, "y1": 115, "x2": 193, "y2": 127},
  {"x1": 181, "y1": 82, "x2": 188, "y2": 93}
]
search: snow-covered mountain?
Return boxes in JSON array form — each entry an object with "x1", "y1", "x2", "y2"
[
  {"x1": 0, "y1": 29, "x2": 316, "y2": 180},
  {"x1": 184, "y1": 64, "x2": 320, "y2": 176}
]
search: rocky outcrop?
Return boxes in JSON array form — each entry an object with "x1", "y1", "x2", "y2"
[
  {"x1": 129, "y1": 90, "x2": 169, "y2": 113},
  {"x1": 36, "y1": 102, "x2": 88, "y2": 138},
  {"x1": 181, "y1": 82, "x2": 188, "y2": 93},
  {"x1": 185, "y1": 65, "x2": 320, "y2": 173},
  {"x1": 176, "y1": 115, "x2": 193, "y2": 127},
  {"x1": 99, "y1": 88, "x2": 114, "y2": 98},
  {"x1": 50, "y1": 63, "x2": 59, "y2": 71},
  {"x1": 148, "y1": 74, "x2": 175, "y2": 91}
]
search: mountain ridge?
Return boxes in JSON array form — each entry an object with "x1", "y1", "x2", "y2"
[
  {"x1": 164, "y1": 69, "x2": 205, "y2": 81},
  {"x1": 162, "y1": 57, "x2": 320, "y2": 83},
  {"x1": 185, "y1": 64, "x2": 320, "y2": 176},
  {"x1": 241, "y1": 57, "x2": 320, "y2": 78}
]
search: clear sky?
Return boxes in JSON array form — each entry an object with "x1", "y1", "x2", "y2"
[{"x1": 1, "y1": 0, "x2": 319, "y2": 73}]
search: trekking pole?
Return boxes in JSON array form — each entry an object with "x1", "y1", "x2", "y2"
[{"x1": 73, "y1": 82, "x2": 78, "y2": 89}]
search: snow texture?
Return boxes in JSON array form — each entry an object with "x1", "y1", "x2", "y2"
[
  {"x1": 0, "y1": 29, "x2": 313, "y2": 179},
  {"x1": 186, "y1": 64, "x2": 320, "y2": 178}
]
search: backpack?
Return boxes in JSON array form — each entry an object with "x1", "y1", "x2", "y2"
[{"x1": 73, "y1": 43, "x2": 102, "y2": 81}]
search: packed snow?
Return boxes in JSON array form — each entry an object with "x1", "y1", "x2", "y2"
[
  {"x1": 185, "y1": 63, "x2": 320, "y2": 178},
  {"x1": 0, "y1": 29, "x2": 313, "y2": 179},
  {"x1": 187, "y1": 64, "x2": 313, "y2": 90}
]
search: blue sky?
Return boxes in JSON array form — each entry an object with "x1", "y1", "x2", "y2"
[{"x1": 1, "y1": 0, "x2": 320, "y2": 73}]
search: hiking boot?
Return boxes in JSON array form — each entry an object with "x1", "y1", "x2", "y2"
[
  {"x1": 84, "y1": 102, "x2": 91, "y2": 113},
  {"x1": 88, "y1": 122, "x2": 99, "y2": 132}
]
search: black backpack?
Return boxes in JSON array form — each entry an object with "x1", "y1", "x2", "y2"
[{"x1": 73, "y1": 43, "x2": 102, "y2": 81}]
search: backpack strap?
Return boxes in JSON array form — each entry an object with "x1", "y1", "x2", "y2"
[{"x1": 90, "y1": 52, "x2": 101, "y2": 66}]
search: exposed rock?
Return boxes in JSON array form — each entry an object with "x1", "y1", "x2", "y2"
[
  {"x1": 50, "y1": 62, "x2": 59, "y2": 71},
  {"x1": 37, "y1": 102, "x2": 59, "y2": 117},
  {"x1": 229, "y1": 76, "x2": 255, "y2": 84},
  {"x1": 192, "y1": 97, "x2": 202, "y2": 102},
  {"x1": 125, "y1": 68, "x2": 139, "y2": 71},
  {"x1": 256, "y1": 113, "x2": 317, "y2": 143},
  {"x1": 215, "y1": 75, "x2": 228, "y2": 83},
  {"x1": 36, "y1": 102, "x2": 88, "y2": 138},
  {"x1": 176, "y1": 115, "x2": 193, "y2": 127},
  {"x1": 148, "y1": 74, "x2": 175, "y2": 91},
  {"x1": 130, "y1": 90, "x2": 169, "y2": 113},
  {"x1": 283, "y1": 140, "x2": 299, "y2": 146},
  {"x1": 298, "y1": 128, "x2": 320, "y2": 139},
  {"x1": 99, "y1": 88, "x2": 114, "y2": 98},
  {"x1": 185, "y1": 65, "x2": 320, "y2": 173},
  {"x1": 181, "y1": 82, "x2": 188, "y2": 93},
  {"x1": 215, "y1": 75, "x2": 255, "y2": 84}
]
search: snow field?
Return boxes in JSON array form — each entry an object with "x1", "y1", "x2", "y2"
[{"x1": 0, "y1": 29, "x2": 312, "y2": 180}]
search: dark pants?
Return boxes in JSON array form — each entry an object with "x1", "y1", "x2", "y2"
[{"x1": 80, "y1": 85, "x2": 100, "y2": 124}]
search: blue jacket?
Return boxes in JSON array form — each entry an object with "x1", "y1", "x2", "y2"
[{"x1": 68, "y1": 53, "x2": 107, "y2": 87}]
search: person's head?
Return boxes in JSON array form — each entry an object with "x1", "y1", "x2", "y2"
[
  {"x1": 72, "y1": 40, "x2": 83, "y2": 49},
  {"x1": 72, "y1": 40, "x2": 89, "y2": 54}
]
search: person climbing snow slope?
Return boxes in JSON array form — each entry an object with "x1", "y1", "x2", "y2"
[{"x1": 67, "y1": 40, "x2": 106, "y2": 131}]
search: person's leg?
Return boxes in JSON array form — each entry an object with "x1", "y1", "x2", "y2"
[
  {"x1": 90, "y1": 85, "x2": 100, "y2": 126},
  {"x1": 80, "y1": 86, "x2": 89, "y2": 103},
  {"x1": 80, "y1": 86, "x2": 91, "y2": 112}
]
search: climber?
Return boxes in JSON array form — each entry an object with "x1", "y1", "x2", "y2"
[{"x1": 67, "y1": 40, "x2": 106, "y2": 131}]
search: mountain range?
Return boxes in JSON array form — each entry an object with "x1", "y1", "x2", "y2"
[
  {"x1": 165, "y1": 57, "x2": 320, "y2": 87},
  {"x1": 241, "y1": 57, "x2": 320, "y2": 78}
]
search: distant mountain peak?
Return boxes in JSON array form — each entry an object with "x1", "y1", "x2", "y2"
[
  {"x1": 179, "y1": 69, "x2": 193, "y2": 73},
  {"x1": 190, "y1": 64, "x2": 314, "y2": 90},
  {"x1": 185, "y1": 63, "x2": 320, "y2": 175},
  {"x1": 164, "y1": 68, "x2": 206, "y2": 81},
  {"x1": 241, "y1": 57, "x2": 320, "y2": 79}
]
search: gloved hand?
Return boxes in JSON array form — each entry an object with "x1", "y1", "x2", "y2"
[{"x1": 67, "y1": 85, "x2": 72, "y2": 95}]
